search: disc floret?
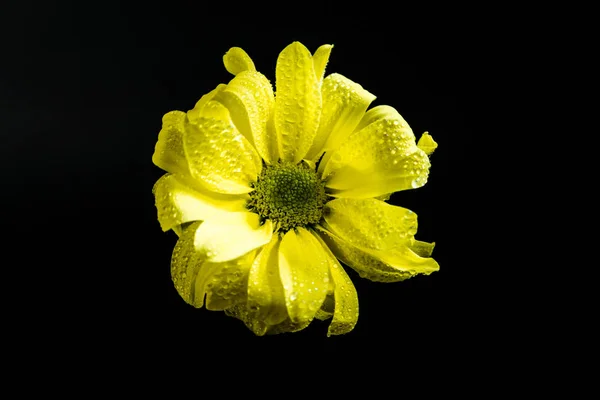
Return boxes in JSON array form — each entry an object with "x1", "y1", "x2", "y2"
[{"x1": 248, "y1": 161, "x2": 327, "y2": 232}]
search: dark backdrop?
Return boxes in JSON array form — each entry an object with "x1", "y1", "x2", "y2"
[{"x1": 5, "y1": 3, "x2": 505, "y2": 367}]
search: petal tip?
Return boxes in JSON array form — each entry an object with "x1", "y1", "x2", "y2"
[
  {"x1": 283, "y1": 41, "x2": 310, "y2": 54},
  {"x1": 223, "y1": 47, "x2": 256, "y2": 76},
  {"x1": 417, "y1": 131, "x2": 438, "y2": 155}
]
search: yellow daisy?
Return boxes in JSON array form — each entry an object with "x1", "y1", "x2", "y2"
[{"x1": 152, "y1": 42, "x2": 439, "y2": 336}]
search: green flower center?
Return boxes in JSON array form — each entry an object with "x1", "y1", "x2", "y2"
[{"x1": 248, "y1": 161, "x2": 327, "y2": 232}]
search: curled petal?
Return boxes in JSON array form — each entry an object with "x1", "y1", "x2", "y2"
[
  {"x1": 315, "y1": 307, "x2": 333, "y2": 321},
  {"x1": 312, "y1": 44, "x2": 333, "y2": 83},
  {"x1": 316, "y1": 227, "x2": 439, "y2": 283},
  {"x1": 215, "y1": 71, "x2": 278, "y2": 163},
  {"x1": 184, "y1": 101, "x2": 262, "y2": 194},
  {"x1": 223, "y1": 47, "x2": 256, "y2": 76},
  {"x1": 247, "y1": 236, "x2": 288, "y2": 326},
  {"x1": 187, "y1": 84, "x2": 227, "y2": 124},
  {"x1": 171, "y1": 225, "x2": 184, "y2": 237},
  {"x1": 313, "y1": 233, "x2": 359, "y2": 336},
  {"x1": 224, "y1": 305, "x2": 270, "y2": 336},
  {"x1": 193, "y1": 212, "x2": 272, "y2": 263},
  {"x1": 222, "y1": 306, "x2": 313, "y2": 336},
  {"x1": 152, "y1": 173, "x2": 247, "y2": 232},
  {"x1": 353, "y1": 104, "x2": 392, "y2": 132},
  {"x1": 306, "y1": 73, "x2": 375, "y2": 160},
  {"x1": 152, "y1": 111, "x2": 189, "y2": 175},
  {"x1": 375, "y1": 193, "x2": 392, "y2": 201},
  {"x1": 326, "y1": 260, "x2": 358, "y2": 336},
  {"x1": 417, "y1": 131, "x2": 438, "y2": 155},
  {"x1": 170, "y1": 221, "x2": 206, "y2": 307},
  {"x1": 323, "y1": 198, "x2": 418, "y2": 251},
  {"x1": 410, "y1": 239, "x2": 436, "y2": 258},
  {"x1": 202, "y1": 250, "x2": 256, "y2": 311},
  {"x1": 320, "y1": 105, "x2": 430, "y2": 199},
  {"x1": 266, "y1": 318, "x2": 312, "y2": 335},
  {"x1": 278, "y1": 227, "x2": 330, "y2": 324},
  {"x1": 274, "y1": 42, "x2": 322, "y2": 163}
]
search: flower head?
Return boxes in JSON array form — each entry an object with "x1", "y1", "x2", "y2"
[{"x1": 152, "y1": 42, "x2": 439, "y2": 336}]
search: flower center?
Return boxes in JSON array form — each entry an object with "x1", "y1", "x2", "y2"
[{"x1": 248, "y1": 161, "x2": 327, "y2": 232}]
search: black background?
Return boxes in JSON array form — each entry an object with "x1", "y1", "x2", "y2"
[{"x1": 5, "y1": 3, "x2": 508, "y2": 366}]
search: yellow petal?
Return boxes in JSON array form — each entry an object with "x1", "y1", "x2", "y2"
[
  {"x1": 170, "y1": 221, "x2": 206, "y2": 307},
  {"x1": 171, "y1": 221, "x2": 198, "y2": 237},
  {"x1": 417, "y1": 131, "x2": 438, "y2": 155},
  {"x1": 278, "y1": 227, "x2": 330, "y2": 324},
  {"x1": 314, "y1": 308, "x2": 333, "y2": 321},
  {"x1": 320, "y1": 105, "x2": 431, "y2": 198},
  {"x1": 375, "y1": 193, "x2": 392, "y2": 201},
  {"x1": 274, "y1": 42, "x2": 322, "y2": 163},
  {"x1": 225, "y1": 304, "x2": 312, "y2": 336},
  {"x1": 301, "y1": 158, "x2": 316, "y2": 170},
  {"x1": 172, "y1": 225, "x2": 184, "y2": 237},
  {"x1": 214, "y1": 71, "x2": 278, "y2": 163},
  {"x1": 312, "y1": 44, "x2": 333, "y2": 83},
  {"x1": 306, "y1": 73, "x2": 375, "y2": 161},
  {"x1": 152, "y1": 173, "x2": 248, "y2": 232},
  {"x1": 152, "y1": 111, "x2": 189, "y2": 175},
  {"x1": 328, "y1": 264, "x2": 358, "y2": 336},
  {"x1": 203, "y1": 250, "x2": 256, "y2": 311},
  {"x1": 410, "y1": 239, "x2": 436, "y2": 258},
  {"x1": 193, "y1": 212, "x2": 273, "y2": 263},
  {"x1": 317, "y1": 227, "x2": 439, "y2": 282},
  {"x1": 313, "y1": 233, "x2": 359, "y2": 336},
  {"x1": 311, "y1": 284, "x2": 335, "y2": 321},
  {"x1": 323, "y1": 198, "x2": 417, "y2": 251},
  {"x1": 223, "y1": 47, "x2": 256, "y2": 76},
  {"x1": 352, "y1": 104, "x2": 393, "y2": 132},
  {"x1": 247, "y1": 236, "x2": 288, "y2": 326},
  {"x1": 192, "y1": 261, "x2": 220, "y2": 309},
  {"x1": 187, "y1": 84, "x2": 227, "y2": 124},
  {"x1": 266, "y1": 318, "x2": 312, "y2": 335},
  {"x1": 224, "y1": 305, "x2": 270, "y2": 336},
  {"x1": 184, "y1": 101, "x2": 262, "y2": 194}
]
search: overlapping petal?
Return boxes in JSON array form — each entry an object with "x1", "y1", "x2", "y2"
[
  {"x1": 319, "y1": 105, "x2": 431, "y2": 199},
  {"x1": 278, "y1": 227, "x2": 330, "y2": 324},
  {"x1": 306, "y1": 73, "x2": 375, "y2": 160},
  {"x1": 266, "y1": 318, "x2": 313, "y2": 335},
  {"x1": 224, "y1": 305, "x2": 312, "y2": 335},
  {"x1": 323, "y1": 198, "x2": 417, "y2": 251},
  {"x1": 171, "y1": 222, "x2": 260, "y2": 310},
  {"x1": 199, "y1": 250, "x2": 257, "y2": 311},
  {"x1": 152, "y1": 173, "x2": 248, "y2": 232},
  {"x1": 274, "y1": 42, "x2": 322, "y2": 163},
  {"x1": 193, "y1": 211, "x2": 272, "y2": 263},
  {"x1": 317, "y1": 226, "x2": 439, "y2": 283},
  {"x1": 314, "y1": 296, "x2": 334, "y2": 321},
  {"x1": 223, "y1": 305, "x2": 270, "y2": 336},
  {"x1": 214, "y1": 70, "x2": 278, "y2": 163},
  {"x1": 152, "y1": 111, "x2": 189, "y2": 176},
  {"x1": 313, "y1": 233, "x2": 359, "y2": 336},
  {"x1": 184, "y1": 101, "x2": 262, "y2": 194},
  {"x1": 312, "y1": 44, "x2": 333, "y2": 83},
  {"x1": 170, "y1": 221, "x2": 206, "y2": 307},
  {"x1": 187, "y1": 84, "x2": 227, "y2": 124},
  {"x1": 247, "y1": 236, "x2": 288, "y2": 326}
]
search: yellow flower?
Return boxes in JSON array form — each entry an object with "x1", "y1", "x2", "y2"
[{"x1": 152, "y1": 42, "x2": 439, "y2": 336}]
